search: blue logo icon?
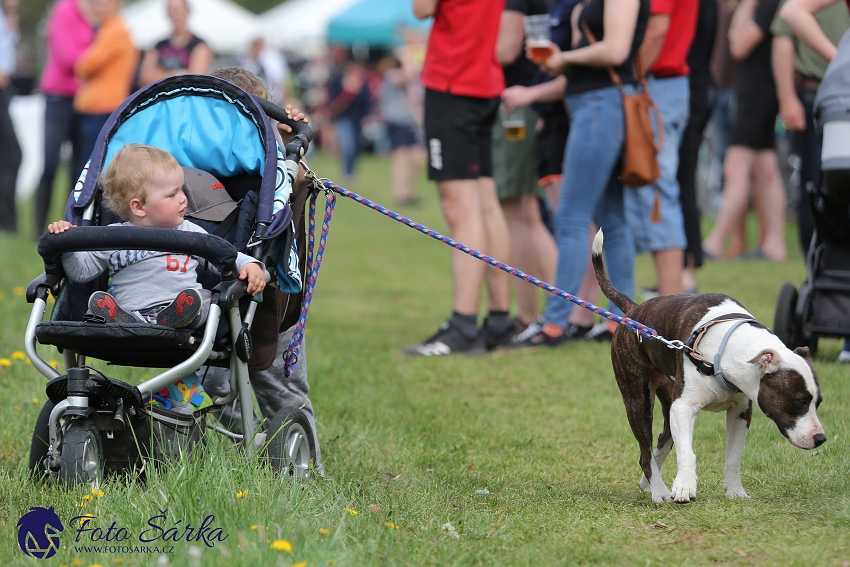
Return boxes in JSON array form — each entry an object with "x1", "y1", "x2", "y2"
[{"x1": 17, "y1": 506, "x2": 64, "y2": 559}]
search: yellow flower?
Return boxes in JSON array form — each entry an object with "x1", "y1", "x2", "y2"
[
  {"x1": 13, "y1": 405, "x2": 20, "y2": 410},
  {"x1": 236, "y1": 489, "x2": 249, "y2": 499},
  {"x1": 345, "y1": 508, "x2": 358, "y2": 516},
  {"x1": 78, "y1": 514, "x2": 94, "y2": 526},
  {"x1": 318, "y1": 528, "x2": 329, "y2": 535},
  {"x1": 11, "y1": 350, "x2": 25, "y2": 360},
  {"x1": 269, "y1": 539, "x2": 292, "y2": 552},
  {"x1": 81, "y1": 494, "x2": 92, "y2": 501},
  {"x1": 328, "y1": 560, "x2": 337, "y2": 565},
  {"x1": 13, "y1": 286, "x2": 24, "y2": 296},
  {"x1": 49, "y1": 360, "x2": 58, "y2": 369},
  {"x1": 91, "y1": 488, "x2": 104, "y2": 497},
  {"x1": 72, "y1": 559, "x2": 83, "y2": 566},
  {"x1": 0, "y1": 359, "x2": 10, "y2": 367},
  {"x1": 384, "y1": 522, "x2": 399, "y2": 530},
  {"x1": 250, "y1": 524, "x2": 258, "y2": 530},
  {"x1": 32, "y1": 398, "x2": 39, "y2": 405},
  {"x1": 113, "y1": 559, "x2": 124, "y2": 565},
  {"x1": 89, "y1": 564, "x2": 104, "y2": 567},
  {"x1": 293, "y1": 562, "x2": 307, "y2": 567}
]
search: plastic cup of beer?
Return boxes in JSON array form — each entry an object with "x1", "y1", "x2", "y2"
[
  {"x1": 501, "y1": 106, "x2": 526, "y2": 141},
  {"x1": 524, "y1": 14, "x2": 554, "y2": 65}
]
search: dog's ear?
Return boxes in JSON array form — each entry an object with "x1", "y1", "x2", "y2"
[
  {"x1": 749, "y1": 349, "x2": 782, "y2": 373},
  {"x1": 793, "y1": 346, "x2": 810, "y2": 359}
]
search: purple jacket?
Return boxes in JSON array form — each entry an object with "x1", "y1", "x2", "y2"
[{"x1": 39, "y1": 0, "x2": 95, "y2": 97}]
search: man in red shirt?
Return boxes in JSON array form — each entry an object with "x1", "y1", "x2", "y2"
[
  {"x1": 623, "y1": 0, "x2": 699, "y2": 302},
  {"x1": 401, "y1": 0, "x2": 514, "y2": 355}
]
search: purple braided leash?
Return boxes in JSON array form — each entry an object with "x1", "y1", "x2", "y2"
[{"x1": 283, "y1": 178, "x2": 662, "y2": 375}]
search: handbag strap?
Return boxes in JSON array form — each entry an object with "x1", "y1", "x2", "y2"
[{"x1": 582, "y1": 22, "x2": 648, "y2": 89}]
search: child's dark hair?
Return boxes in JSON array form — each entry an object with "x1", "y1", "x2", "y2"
[{"x1": 211, "y1": 67, "x2": 270, "y2": 100}]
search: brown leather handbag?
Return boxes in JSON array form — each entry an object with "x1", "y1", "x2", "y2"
[{"x1": 584, "y1": 25, "x2": 663, "y2": 187}]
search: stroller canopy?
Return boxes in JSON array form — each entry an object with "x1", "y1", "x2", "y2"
[{"x1": 67, "y1": 75, "x2": 293, "y2": 239}]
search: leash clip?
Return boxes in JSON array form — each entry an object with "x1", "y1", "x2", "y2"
[{"x1": 659, "y1": 338, "x2": 687, "y2": 350}]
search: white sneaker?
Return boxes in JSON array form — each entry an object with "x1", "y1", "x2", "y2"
[{"x1": 839, "y1": 350, "x2": 850, "y2": 363}]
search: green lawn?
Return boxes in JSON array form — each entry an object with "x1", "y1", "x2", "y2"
[{"x1": 1, "y1": 153, "x2": 848, "y2": 566}]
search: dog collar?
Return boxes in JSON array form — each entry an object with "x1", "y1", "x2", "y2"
[{"x1": 685, "y1": 313, "x2": 766, "y2": 393}]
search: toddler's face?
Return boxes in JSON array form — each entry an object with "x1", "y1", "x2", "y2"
[{"x1": 135, "y1": 167, "x2": 187, "y2": 228}]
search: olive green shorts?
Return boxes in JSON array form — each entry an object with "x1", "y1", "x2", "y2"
[{"x1": 492, "y1": 105, "x2": 545, "y2": 202}]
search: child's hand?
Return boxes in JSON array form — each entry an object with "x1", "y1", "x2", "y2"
[
  {"x1": 240, "y1": 262, "x2": 266, "y2": 295},
  {"x1": 47, "y1": 221, "x2": 75, "y2": 234},
  {"x1": 276, "y1": 104, "x2": 309, "y2": 145}
]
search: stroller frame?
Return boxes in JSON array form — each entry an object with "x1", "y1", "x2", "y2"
[{"x1": 24, "y1": 76, "x2": 314, "y2": 484}]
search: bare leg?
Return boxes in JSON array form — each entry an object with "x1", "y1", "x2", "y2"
[
  {"x1": 703, "y1": 146, "x2": 755, "y2": 258},
  {"x1": 654, "y1": 248, "x2": 685, "y2": 296},
  {"x1": 501, "y1": 194, "x2": 557, "y2": 324},
  {"x1": 568, "y1": 228, "x2": 600, "y2": 328},
  {"x1": 392, "y1": 145, "x2": 425, "y2": 203},
  {"x1": 479, "y1": 177, "x2": 512, "y2": 312},
  {"x1": 752, "y1": 150, "x2": 788, "y2": 261}
]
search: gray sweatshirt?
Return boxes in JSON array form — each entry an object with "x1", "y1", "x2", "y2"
[{"x1": 61, "y1": 220, "x2": 260, "y2": 312}]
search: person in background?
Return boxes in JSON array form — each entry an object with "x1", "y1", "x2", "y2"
[
  {"x1": 520, "y1": 0, "x2": 650, "y2": 346},
  {"x1": 138, "y1": 0, "x2": 212, "y2": 87},
  {"x1": 493, "y1": 0, "x2": 560, "y2": 343},
  {"x1": 702, "y1": 0, "x2": 787, "y2": 262},
  {"x1": 401, "y1": 0, "x2": 514, "y2": 355},
  {"x1": 34, "y1": 0, "x2": 95, "y2": 238},
  {"x1": 327, "y1": 60, "x2": 371, "y2": 183},
  {"x1": 236, "y1": 37, "x2": 290, "y2": 106},
  {"x1": 377, "y1": 48, "x2": 425, "y2": 206},
  {"x1": 73, "y1": 0, "x2": 137, "y2": 183},
  {"x1": 0, "y1": 0, "x2": 20, "y2": 233},
  {"x1": 678, "y1": 0, "x2": 718, "y2": 294},
  {"x1": 772, "y1": 0, "x2": 850, "y2": 253}
]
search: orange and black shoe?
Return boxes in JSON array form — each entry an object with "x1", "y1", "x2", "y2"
[
  {"x1": 513, "y1": 321, "x2": 592, "y2": 347},
  {"x1": 156, "y1": 289, "x2": 203, "y2": 328},
  {"x1": 87, "y1": 291, "x2": 139, "y2": 324}
]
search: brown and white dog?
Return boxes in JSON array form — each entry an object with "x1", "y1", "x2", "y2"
[{"x1": 592, "y1": 230, "x2": 825, "y2": 503}]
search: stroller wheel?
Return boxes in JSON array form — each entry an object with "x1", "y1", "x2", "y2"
[
  {"x1": 29, "y1": 401, "x2": 55, "y2": 479},
  {"x1": 774, "y1": 283, "x2": 802, "y2": 349},
  {"x1": 57, "y1": 419, "x2": 103, "y2": 485},
  {"x1": 265, "y1": 407, "x2": 316, "y2": 480}
]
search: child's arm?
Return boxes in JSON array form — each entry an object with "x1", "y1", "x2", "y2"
[
  {"x1": 47, "y1": 220, "x2": 111, "y2": 282},
  {"x1": 47, "y1": 220, "x2": 75, "y2": 234}
]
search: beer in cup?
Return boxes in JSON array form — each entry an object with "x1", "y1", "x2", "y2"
[{"x1": 523, "y1": 14, "x2": 554, "y2": 65}]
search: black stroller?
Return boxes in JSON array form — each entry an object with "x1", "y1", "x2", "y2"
[
  {"x1": 774, "y1": 39, "x2": 850, "y2": 357},
  {"x1": 25, "y1": 76, "x2": 316, "y2": 483}
]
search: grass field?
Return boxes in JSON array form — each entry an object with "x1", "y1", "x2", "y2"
[{"x1": 1, "y1": 152, "x2": 848, "y2": 567}]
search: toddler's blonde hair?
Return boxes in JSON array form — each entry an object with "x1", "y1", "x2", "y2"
[{"x1": 100, "y1": 144, "x2": 182, "y2": 220}]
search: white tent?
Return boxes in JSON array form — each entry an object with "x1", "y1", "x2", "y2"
[
  {"x1": 121, "y1": 0, "x2": 261, "y2": 53},
  {"x1": 259, "y1": 0, "x2": 361, "y2": 52}
]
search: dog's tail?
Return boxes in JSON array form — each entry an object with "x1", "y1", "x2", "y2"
[{"x1": 592, "y1": 229, "x2": 638, "y2": 314}]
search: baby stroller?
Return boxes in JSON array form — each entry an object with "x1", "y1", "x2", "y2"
[
  {"x1": 25, "y1": 75, "x2": 316, "y2": 483},
  {"x1": 773, "y1": 37, "x2": 850, "y2": 357}
]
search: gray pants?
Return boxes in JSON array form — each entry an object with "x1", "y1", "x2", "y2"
[{"x1": 202, "y1": 324, "x2": 322, "y2": 473}]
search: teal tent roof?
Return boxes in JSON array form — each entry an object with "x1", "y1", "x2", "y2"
[{"x1": 327, "y1": 0, "x2": 430, "y2": 46}]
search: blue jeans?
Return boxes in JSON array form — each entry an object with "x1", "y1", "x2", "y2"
[
  {"x1": 543, "y1": 85, "x2": 635, "y2": 325},
  {"x1": 625, "y1": 75, "x2": 689, "y2": 253},
  {"x1": 77, "y1": 112, "x2": 111, "y2": 183},
  {"x1": 334, "y1": 118, "x2": 360, "y2": 177}
]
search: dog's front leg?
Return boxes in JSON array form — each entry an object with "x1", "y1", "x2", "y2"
[
  {"x1": 669, "y1": 398, "x2": 702, "y2": 503},
  {"x1": 723, "y1": 399, "x2": 752, "y2": 499}
]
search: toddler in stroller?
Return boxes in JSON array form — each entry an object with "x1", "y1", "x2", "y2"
[{"x1": 25, "y1": 74, "x2": 317, "y2": 483}]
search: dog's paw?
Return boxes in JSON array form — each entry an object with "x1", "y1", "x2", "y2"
[
  {"x1": 640, "y1": 474, "x2": 650, "y2": 492},
  {"x1": 671, "y1": 475, "x2": 697, "y2": 504},
  {"x1": 651, "y1": 488, "x2": 673, "y2": 503},
  {"x1": 723, "y1": 483, "x2": 750, "y2": 499}
]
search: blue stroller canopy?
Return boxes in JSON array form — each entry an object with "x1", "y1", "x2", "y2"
[{"x1": 66, "y1": 75, "x2": 293, "y2": 239}]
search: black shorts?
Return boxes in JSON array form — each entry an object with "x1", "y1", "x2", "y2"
[
  {"x1": 423, "y1": 88, "x2": 500, "y2": 181},
  {"x1": 536, "y1": 109, "x2": 570, "y2": 185},
  {"x1": 729, "y1": 97, "x2": 779, "y2": 150}
]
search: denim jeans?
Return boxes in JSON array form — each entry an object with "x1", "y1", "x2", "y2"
[
  {"x1": 625, "y1": 75, "x2": 689, "y2": 253},
  {"x1": 334, "y1": 118, "x2": 360, "y2": 177},
  {"x1": 0, "y1": 85, "x2": 22, "y2": 232},
  {"x1": 543, "y1": 84, "x2": 635, "y2": 325},
  {"x1": 77, "y1": 112, "x2": 111, "y2": 183}
]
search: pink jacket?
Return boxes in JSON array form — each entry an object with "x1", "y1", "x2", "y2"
[{"x1": 39, "y1": 0, "x2": 95, "y2": 97}]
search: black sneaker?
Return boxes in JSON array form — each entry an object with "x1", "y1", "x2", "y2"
[
  {"x1": 482, "y1": 316, "x2": 518, "y2": 351},
  {"x1": 87, "y1": 291, "x2": 139, "y2": 323},
  {"x1": 585, "y1": 322, "x2": 615, "y2": 342},
  {"x1": 400, "y1": 320, "x2": 485, "y2": 356},
  {"x1": 513, "y1": 321, "x2": 592, "y2": 347}
]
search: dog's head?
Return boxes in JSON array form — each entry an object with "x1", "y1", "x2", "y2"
[{"x1": 751, "y1": 346, "x2": 825, "y2": 449}]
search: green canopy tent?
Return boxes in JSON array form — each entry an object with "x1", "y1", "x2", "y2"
[{"x1": 326, "y1": 0, "x2": 430, "y2": 47}]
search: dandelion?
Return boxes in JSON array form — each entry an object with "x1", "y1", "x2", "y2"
[
  {"x1": 235, "y1": 489, "x2": 249, "y2": 499},
  {"x1": 328, "y1": 560, "x2": 337, "y2": 565},
  {"x1": 269, "y1": 539, "x2": 292, "y2": 552},
  {"x1": 318, "y1": 528, "x2": 329, "y2": 535},
  {"x1": 13, "y1": 286, "x2": 24, "y2": 296},
  {"x1": 49, "y1": 359, "x2": 58, "y2": 369},
  {"x1": 293, "y1": 562, "x2": 307, "y2": 567},
  {"x1": 113, "y1": 560, "x2": 124, "y2": 565},
  {"x1": 250, "y1": 525, "x2": 258, "y2": 530},
  {"x1": 11, "y1": 350, "x2": 25, "y2": 360},
  {"x1": 72, "y1": 559, "x2": 83, "y2": 567},
  {"x1": 345, "y1": 508, "x2": 358, "y2": 516},
  {"x1": 89, "y1": 564, "x2": 104, "y2": 567},
  {"x1": 78, "y1": 514, "x2": 94, "y2": 526},
  {"x1": 81, "y1": 494, "x2": 92, "y2": 501},
  {"x1": 0, "y1": 359, "x2": 10, "y2": 367},
  {"x1": 91, "y1": 487, "x2": 104, "y2": 497},
  {"x1": 13, "y1": 405, "x2": 20, "y2": 410},
  {"x1": 384, "y1": 522, "x2": 399, "y2": 530},
  {"x1": 32, "y1": 398, "x2": 39, "y2": 404}
]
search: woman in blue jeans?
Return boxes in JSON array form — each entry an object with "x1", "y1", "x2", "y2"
[{"x1": 519, "y1": 0, "x2": 650, "y2": 346}]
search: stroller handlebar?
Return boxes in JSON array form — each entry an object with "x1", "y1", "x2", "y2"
[
  {"x1": 251, "y1": 96, "x2": 312, "y2": 161},
  {"x1": 38, "y1": 226, "x2": 240, "y2": 275}
]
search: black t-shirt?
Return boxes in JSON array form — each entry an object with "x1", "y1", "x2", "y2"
[
  {"x1": 735, "y1": 0, "x2": 780, "y2": 103},
  {"x1": 566, "y1": 0, "x2": 651, "y2": 95},
  {"x1": 155, "y1": 35, "x2": 205, "y2": 71},
  {"x1": 687, "y1": 0, "x2": 718, "y2": 87},
  {"x1": 504, "y1": 0, "x2": 553, "y2": 88}
]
